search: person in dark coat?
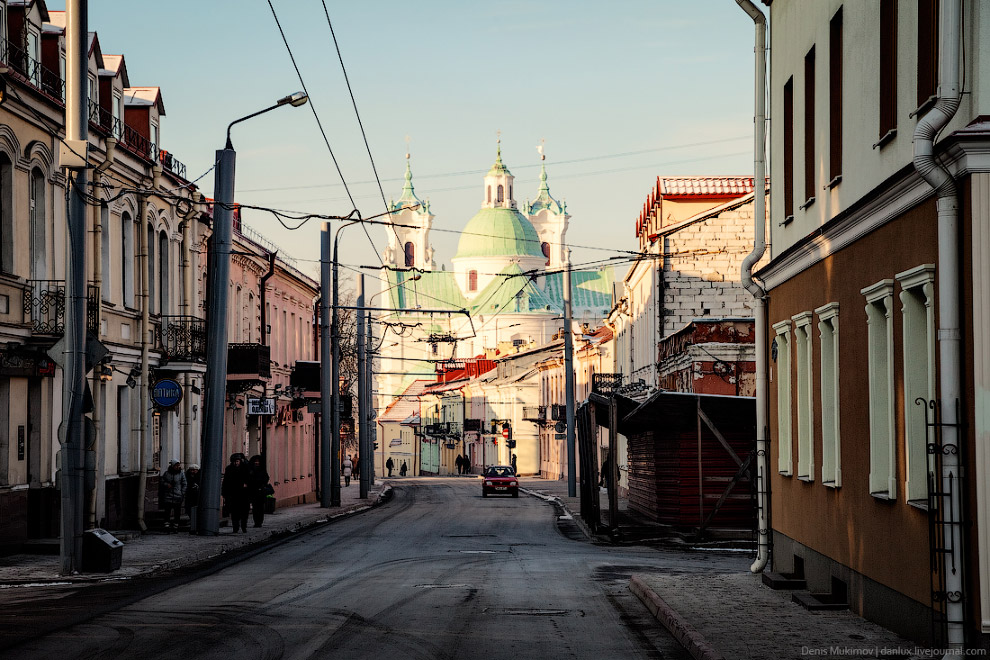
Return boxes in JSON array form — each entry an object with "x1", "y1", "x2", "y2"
[
  {"x1": 399, "y1": 461, "x2": 407, "y2": 476},
  {"x1": 455, "y1": 454, "x2": 464, "y2": 475},
  {"x1": 159, "y1": 460, "x2": 186, "y2": 532},
  {"x1": 385, "y1": 456, "x2": 394, "y2": 477},
  {"x1": 246, "y1": 454, "x2": 271, "y2": 528},
  {"x1": 222, "y1": 453, "x2": 250, "y2": 533},
  {"x1": 185, "y1": 463, "x2": 201, "y2": 534}
]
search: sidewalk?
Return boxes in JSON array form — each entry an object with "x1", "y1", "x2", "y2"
[
  {"x1": 520, "y1": 477, "x2": 931, "y2": 660},
  {"x1": 0, "y1": 482, "x2": 387, "y2": 585}
]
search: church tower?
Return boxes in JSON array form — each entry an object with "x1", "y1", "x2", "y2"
[
  {"x1": 383, "y1": 153, "x2": 436, "y2": 270},
  {"x1": 483, "y1": 136, "x2": 517, "y2": 210},
  {"x1": 524, "y1": 145, "x2": 569, "y2": 268}
]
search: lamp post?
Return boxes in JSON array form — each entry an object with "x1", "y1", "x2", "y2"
[{"x1": 198, "y1": 92, "x2": 308, "y2": 536}]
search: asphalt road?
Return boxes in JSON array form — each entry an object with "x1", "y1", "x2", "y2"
[{"x1": 1, "y1": 478, "x2": 742, "y2": 659}]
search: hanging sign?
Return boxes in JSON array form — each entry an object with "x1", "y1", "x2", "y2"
[
  {"x1": 151, "y1": 378, "x2": 183, "y2": 410},
  {"x1": 247, "y1": 398, "x2": 276, "y2": 415}
]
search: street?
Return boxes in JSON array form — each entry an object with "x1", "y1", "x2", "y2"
[{"x1": 0, "y1": 479, "x2": 750, "y2": 659}]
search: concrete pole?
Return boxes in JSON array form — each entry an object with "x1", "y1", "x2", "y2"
[
  {"x1": 330, "y1": 238, "x2": 342, "y2": 507},
  {"x1": 320, "y1": 224, "x2": 332, "y2": 506},
  {"x1": 563, "y1": 259, "x2": 577, "y2": 497},
  {"x1": 357, "y1": 275, "x2": 369, "y2": 498},
  {"x1": 197, "y1": 147, "x2": 235, "y2": 535},
  {"x1": 61, "y1": 0, "x2": 88, "y2": 574}
]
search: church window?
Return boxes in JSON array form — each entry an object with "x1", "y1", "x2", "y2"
[
  {"x1": 404, "y1": 242, "x2": 415, "y2": 267},
  {"x1": 487, "y1": 186, "x2": 491, "y2": 203},
  {"x1": 497, "y1": 185, "x2": 504, "y2": 204},
  {"x1": 541, "y1": 242, "x2": 550, "y2": 264},
  {"x1": 469, "y1": 270, "x2": 478, "y2": 292}
]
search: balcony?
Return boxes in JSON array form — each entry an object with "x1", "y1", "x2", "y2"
[
  {"x1": 226, "y1": 343, "x2": 271, "y2": 390},
  {"x1": 591, "y1": 373, "x2": 623, "y2": 396},
  {"x1": 1, "y1": 37, "x2": 65, "y2": 103},
  {"x1": 157, "y1": 316, "x2": 206, "y2": 364},
  {"x1": 522, "y1": 406, "x2": 545, "y2": 423},
  {"x1": 118, "y1": 124, "x2": 187, "y2": 179},
  {"x1": 23, "y1": 280, "x2": 98, "y2": 336},
  {"x1": 88, "y1": 100, "x2": 123, "y2": 139}
]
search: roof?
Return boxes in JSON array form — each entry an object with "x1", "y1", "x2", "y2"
[
  {"x1": 658, "y1": 177, "x2": 755, "y2": 199},
  {"x1": 471, "y1": 263, "x2": 558, "y2": 315},
  {"x1": 542, "y1": 268, "x2": 613, "y2": 314},
  {"x1": 387, "y1": 269, "x2": 466, "y2": 312},
  {"x1": 124, "y1": 87, "x2": 165, "y2": 115},
  {"x1": 525, "y1": 162, "x2": 565, "y2": 216},
  {"x1": 453, "y1": 207, "x2": 543, "y2": 260},
  {"x1": 378, "y1": 380, "x2": 431, "y2": 424}
]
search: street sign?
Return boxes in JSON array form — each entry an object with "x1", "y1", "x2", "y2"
[
  {"x1": 502, "y1": 427, "x2": 510, "y2": 439},
  {"x1": 247, "y1": 397, "x2": 276, "y2": 415},
  {"x1": 151, "y1": 378, "x2": 182, "y2": 410},
  {"x1": 555, "y1": 421, "x2": 566, "y2": 433}
]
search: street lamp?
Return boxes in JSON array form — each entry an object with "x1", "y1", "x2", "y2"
[{"x1": 198, "y1": 92, "x2": 309, "y2": 536}]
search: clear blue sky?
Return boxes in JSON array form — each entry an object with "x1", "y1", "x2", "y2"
[{"x1": 65, "y1": 1, "x2": 762, "y2": 281}]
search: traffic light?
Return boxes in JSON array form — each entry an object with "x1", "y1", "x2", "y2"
[{"x1": 507, "y1": 440, "x2": 516, "y2": 449}]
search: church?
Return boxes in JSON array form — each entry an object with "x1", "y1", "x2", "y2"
[{"x1": 374, "y1": 142, "x2": 614, "y2": 448}]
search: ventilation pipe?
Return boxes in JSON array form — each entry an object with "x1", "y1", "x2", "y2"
[
  {"x1": 735, "y1": 0, "x2": 769, "y2": 574},
  {"x1": 913, "y1": 0, "x2": 964, "y2": 653}
]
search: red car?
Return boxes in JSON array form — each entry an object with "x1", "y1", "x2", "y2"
[{"x1": 482, "y1": 465, "x2": 519, "y2": 498}]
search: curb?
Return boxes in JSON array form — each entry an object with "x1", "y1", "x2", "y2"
[
  {"x1": 519, "y1": 487, "x2": 596, "y2": 541},
  {"x1": 629, "y1": 575, "x2": 725, "y2": 660}
]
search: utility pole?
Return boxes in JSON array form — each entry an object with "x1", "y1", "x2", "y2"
[
  {"x1": 197, "y1": 144, "x2": 235, "y2": 535},
  {"x1": 357, "y1": 274, "x2": 369, "y2": 498},
  {"x1": 367, "y1": 310, "x2": 375, "y2": 485},
  {"x1": 319, "y1": 224, "x2": 332, "y2": 506},
  {"x1": 563, "y1": 257, "x2": 577, "y2": 497},
  {"x1": 60, "y1": 0, "x2": 89, "y2": 574}
]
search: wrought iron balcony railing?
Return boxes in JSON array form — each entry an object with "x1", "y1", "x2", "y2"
[
  {"x1": 157, "y1": 315, "x2": 206, "y2": 362},
  {"x1": 1, "y1": 37, "x2": 65, "y2": 102},
  {"x1": 23, "y1": 280, "x2": 98, "y2": 336},
  {"x1": 227, "y1": 342, "x2": 271, "y2": 379},
  {"x1": 522, "y1": 406, "x2": 545, "y2": 422},
  {"x1": 591, "y1": 373, "x2": 623, "y2": 396},
  {"x1": 118, "y1": 125, "x2": 187, "y2": 179}
]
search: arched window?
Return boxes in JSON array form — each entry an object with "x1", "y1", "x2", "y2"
[
  {"x1": 147, "y1": 224, "x2": 156, "y2": 314},
  {"x1": 497, "y1": 185, "x2": 504, "y2": 204},
  {"x1": 468, "y1": 270, "x2": 478, "y2": 292},
  {"x1": 29, "y1": 168, "x2": 46, "y2": 279},
  {"x1": 101, "y1": 206, "x2": 111, "y2": 301},
  {"x1": 487, "y1": 186, "x2": 491, "y2": 203},
  {"x1": 158, "y1": 230, "x2": 169, "y2": 315},
  {"x1": 0, "y1": 154, "x2": 12, "y2": 273},
  {"x1": 541, "y1": 241, "x2": 551, "y2": 264},
  {"x1": 121, "y1": 211, "x2": 134, "y2": 307},
  {"x1": 247, "y1": 292, "x2": 255, "y2": 343},
  {"x1": 404, "y1": 242, "x2": 415, "y2": 267}
]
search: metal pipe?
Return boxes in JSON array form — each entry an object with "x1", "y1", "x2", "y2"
[
  {"x1": 320, "y1": 224, "x2": 332, "y2": 506},
  {"x1": 331, "y1": 220, "x2": 361, "y2": 506},
  {"x1": 259, "y1": 251, "x2": 277, "y2": 470},
  {"x1": 135, "y1": 191, "x2": 150, "y2": 533},
  {"x1": 734, "y1": 0, "x2": 770, "y2": 575},
  {"x1": 563, "y1": 258, "x2": 577, "y2": 496},
  {"x1": 913, "y1": 0, "x2": 964, "y2": 652},
  {"x1": 357, "y1": 274, "x2": 368, "y2": 498},
  {"x1": 181, "y1": 193, "x2": 200, "y2": 467}
]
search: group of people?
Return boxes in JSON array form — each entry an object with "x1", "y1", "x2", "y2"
[
  {"x1": 222, "y1": 453, "x2": 272, "y2": 533},
  {"x1": 384, "y1": 457, "x2": 409, "y2": 477},
  {"x1": 454, "y1": 454, "x2": 472, "y2": 475},
  {"x1": 159, "y1": 460, "x2": 200, "y2": 533}
]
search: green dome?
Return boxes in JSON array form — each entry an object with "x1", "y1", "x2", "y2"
[{"x1": 454, "y1": 207, "x2": 544, "y2": 259}]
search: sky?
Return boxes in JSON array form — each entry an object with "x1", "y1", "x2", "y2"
[{"x1": 64, "y1": 1, "x2": 762, "y2": 284}]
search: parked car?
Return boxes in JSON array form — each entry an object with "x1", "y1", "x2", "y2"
[{"x1": 482, "y1": 465, "x2": 518, "y2": 498}]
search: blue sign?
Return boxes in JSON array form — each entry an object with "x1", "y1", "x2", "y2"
[{"x1": 151, "y1": 378, "x2": 183, "y2": 409}]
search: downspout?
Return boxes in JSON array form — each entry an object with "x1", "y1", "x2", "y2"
[
  {"x1": 259, "y1": 252, "x2": 277, "y2": 469},
  {"x1": 88, "y1": 137, "x2": 116, "y2": 528},
  {"x1": 735, "y1": 0, "x2": 769, "y2": 574},
  {"x1": 912, "y1": 0, "x2": 964, "y2": 652},
  {"x1": 180, "y1": 192, "x2": 201, "y2": 466},
  {"x1": 136, "y1": 165, "x2": 162, "y2": 532}
]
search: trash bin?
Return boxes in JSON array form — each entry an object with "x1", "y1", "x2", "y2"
[{"x1": 82, "y1": 528, "x2": 124, "y2": 573}]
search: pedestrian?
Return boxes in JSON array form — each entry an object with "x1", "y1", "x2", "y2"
[
  {"x1": 247, "y1": 455, "x2": 271, "y2": 528},
  {"x1": 399, "y1": 461, "x2": 407, "y2": 476},
  {"x1": 343, "y1": 454, "x2": 353, "y2": 486},
  {"x1": 599, "y1": 452, "x2": 611, "y2": 489},
  {"x1": 222, "y1": 453, "x2": 250, "y2": 533},
  {"x1": 185, "y1": 463, "x2": 201, "y2": 534},
  {"x1": 463, "y1": 454, "x2": 471, "y2": 475},
  {"x1": 159, "y1": 460, "x2": 186, "y2": 532},
  {"x1": 510, "y1": 453, "x2": 517, "y2": 475},
  {"x1": 455, "y1": 454, "x2": 464, "y2": 475},
  {"x1": 386, "y1": 456, "x2": 394, "y2": 477}
]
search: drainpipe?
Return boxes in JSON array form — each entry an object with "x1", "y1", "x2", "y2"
[
  {"x1": 735, "y1": 0, "x2": 769, "y2": 574},
  {"x1": 259, "y1": 251, "x2": 277, "y2": 469},
  {"x1": 87, "y1": 138, "x2": 116, "y2": 528},
  {"x1": 913, "y1": 0, "x2": 964, "y2": 653},
  {"x1": 180, "y1": 192, "x2": 201, "y2": 466}
]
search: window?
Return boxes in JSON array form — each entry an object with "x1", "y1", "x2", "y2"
[
  {"x1": 803, "y1": 46, "x2": 816, "y2": 206},
  {"x1": 897, "y1": 264, "x2": 936, "y2": 502},
  {"x1": 862, "y1": 279, "x2": 896, "y2": 498},
  {"x1": 122, "y1": 212, "x2": 134, "y2": 307},
  {"x1": 784, "y1": 77, "x2": 795, "y2": 220},
  {"x1": 158, "y1": 230, "x2": 169, "y2": 314},
  {"x1": 487, "y1": 186, "x2": 491, "y2": 203},
  {"x1": 26, "y1": 29, "x2": 40, "y2": 87},
  {"x1": 829, "y1": 8, "x2": 843, "y2": 184},
  {"x1": 113, "y1": 91, "x2": 123, "y2": 138},
  {"x1": 101, "y1": 206, "x2": 111, "y2": 301},
  {"x1": 88, "y1": 75, "x2": 97, "y2": 120},
  {"x1": 816, "y1": 303, "x2": 840, "y2": 487},
  {"x1": 917, "y1": 0, "x2": 938, "y2": 108},
  {"x1": 151, "y1": 120, "x2": 159, "y2": 148},
  {"x1": 879, "y1": 0, "x2": 897, "y2": 143},
  {"x1": 541, "y1": 241, "x2": 551, "y2": 264},
  {"x1": 497, "y1": 185, "x2": 504, "y2": 204},
  {"x1": 29, "y1": 168, "x2": 45, "y2": 280},
  {"x1": 147, "y1": 224, "x2": 155, "y2": 314},
  {"x1": 0, "y1": 154, "x2": 11, "y2": 273},
  {"x1": 793, "y1": 312, "x2": 814, "y2": 481},
  {"x1": 773, "y1": 320, "x2": 793, "y2": 475},
  {"x1": 404, "y1": 241, "x2": 415, "y2": 267},
  {"x1": 468, "y1": 270, "x2": 478, "y2": 292}
]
